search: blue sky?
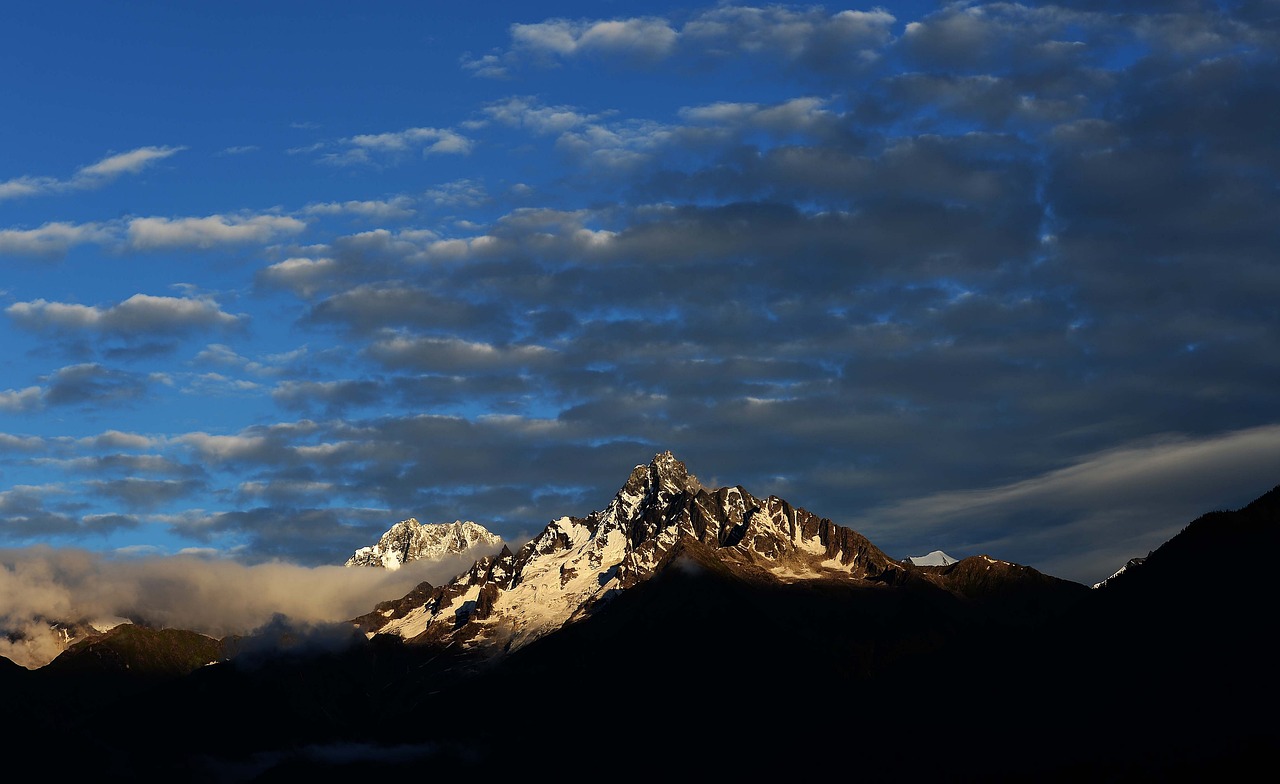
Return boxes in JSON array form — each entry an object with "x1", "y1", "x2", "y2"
[{"x1": 2, "y1": 1, "x2": 1278, "y2": 589}]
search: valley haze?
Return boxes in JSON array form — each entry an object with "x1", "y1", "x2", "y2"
[{"x1": 1, "y1": 0, "x2": 1277, "y2": 655}]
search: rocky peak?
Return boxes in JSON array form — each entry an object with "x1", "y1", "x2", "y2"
[
  {"x1": 345, "y1": 518, "x2": 503, "y2": 570},
  {"x1": 357, "y1": 451, "x2": 910, "y2": 653}
]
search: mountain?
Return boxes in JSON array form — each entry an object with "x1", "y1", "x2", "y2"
[
  {"x1": 344, "y1": 518, "x2": 502, "y2": 569},
  {"x1": 3, "y1": 455, "x2": 1274, "y2": 782},
  {"x1": 353, "y1": 451, "x2": 1085, "y2": 656},
  {"x1": 904, "y1": 549, "x2": 958, "y2": 565}
]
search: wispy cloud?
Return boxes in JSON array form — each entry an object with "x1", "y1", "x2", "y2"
[
  {"x1": 314, "y1": 127, "x2": 474, "y2": 167},
  {"x1": 0, "y1": 145, "x2": 184, "y2": 201}
]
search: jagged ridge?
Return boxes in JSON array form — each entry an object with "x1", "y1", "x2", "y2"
[{"x1": 356, "y1": 451, "x2": 918, "y2": 654}]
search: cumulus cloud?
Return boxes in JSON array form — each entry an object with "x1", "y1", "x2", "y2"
[
  {"x1": 0, "y1": 386, "x2": 42, "y2": 413},
  {"x1": 39, "y1": 363, "x2": 153, "y2": 407},
  {"x1": 127, "y1": 213, "x2": 306, "y2": 250},
  {"x1": 256, "y1": 256, "x2": 341, "y2": 298},
  {"x1": 0, "y1": 221, "x2": 112, "y2": 256},
  {"x1": 511, "y1": 16, "x2": 679, "y2": 63},
  {"x1": 7, "y1": 293, "x2": 242, "y2": 336}
]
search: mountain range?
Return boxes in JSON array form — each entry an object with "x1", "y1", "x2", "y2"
[{"x1": 2, "y1": 451, "x2": 1276, "y2": 782}]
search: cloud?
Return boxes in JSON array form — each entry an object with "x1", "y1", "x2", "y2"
[
  {"x1": 366, "y1": 334, "x2": 554, "y2": 373},
  {"x1": 302, "y1": 282, "x2": 514, "y2": 337},
  {"x1": 0, "y1": 221, "x2": 112, "y2": 256},
  {"x1": 7, "y1": 293, "x2": 242, "y2": 336},
  {"x1": 302, "y1": 197, "x2": 416, "y2": 220},
  {"x1": 256, "y1": 256, "x2": 341, "y2": 298},
  {"x1": 481, "y1": 5, "x2": 895, "y2": 75},
  {"x1": 127, "y1": 213, "x2": 306, "y2": 250},
  {"x1": 422, "y1": 178, "x2": 489, "y2": 208},
  {"x1": 75, "y1": 146, "x2": 184, "y2": 180},
  {"x1": 0, "y1": 547, "x2": 497, "y2": 668},
  {"x1": 318, "y1": 127, "x2": 474, "y2": 166},
  {"x1": 511, "y1": 16, "x2": 679, "y2": 64},
  {"x1": 850, "y1": 425, "x2": 1280, "y2": 585},
  {"x1": 40, "y1": 363, "x2": 153, "y2": 407},
  {"x1": 271, "y1": 379, "x2": 384, "y2": 416},
  {"x1": 0, "y1": 145, "x2": 183, "y2": 201},
  {"x1": 1, "y1": 212, "x2": 306, "y2": 257},
  {"x1": 86, "y1": 478, "x2": 206, "y2": 510},
  {"x1": 0, "y1": 486, "x2": 79, "y2": 538},
  {"x1": 0, "y1": 386, "x2": 42, "y2": 413}
]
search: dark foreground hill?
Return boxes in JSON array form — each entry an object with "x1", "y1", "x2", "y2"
[{"x1": 2, "y1": 459, "x2": 1276, "y2": 782}]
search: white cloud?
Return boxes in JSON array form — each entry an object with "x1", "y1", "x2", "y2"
[
  {"x1": 128, "y1": 214, "x2": 305, "y2": 250},
  {"x1": 486, "y1": 6, "x2": 895, "y2": 73},
  {"x1": 7, "y1": 293, "x2": 242, "y2": 334},
  {"x1": 320, "y1": 127, "x2": 474, "y2": 166},
  {"x1": 367, "y1": 334, "x2": 554, "y2": 372},
  {"x1": 179, "y1": 432, "x2": 271, "y2": 462},
  {"x1": 0, "y1": 548, "x2": 474, "y2": 668},
  {"x1": 0, "y1": 221, "x2": 111, "y2": 256},
  {"x1": 0, "y1": 387, "x2": 42, "y2": 413},
  {"x1": 75, "y1": 145, "x2": 184, "y2": 179},
  {"x1": 512, "y1": 17, "x2": 678, "y2": 62},
  {"x1": 257, "y1": 256, "x2": 340, "y2": 298},
  {"x1": 482, "y1": 96, "x2": 602, "y2": 135},
  {"x1": 302, "y1": 197, "x2": 415, "y2": 220},
  {"x1": 0, "y1": 145, "x2": 183, "y2": 201}
]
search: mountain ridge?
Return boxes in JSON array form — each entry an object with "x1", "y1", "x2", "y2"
[{"x1": 353, "y1": 450, "x2": 1087, "y2": 661}]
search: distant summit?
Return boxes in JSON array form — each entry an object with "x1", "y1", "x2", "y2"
[
  {"x1": 345, "y1": 519, "x2": 503, "y2": 569},
  {"x1": 904, "y1": 550, "x2": 959, "y2": 566}
]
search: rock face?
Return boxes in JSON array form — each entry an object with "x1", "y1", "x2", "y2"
[
  {"x1": 345, "y1": 519, "x2": 503, "y2": 570},
  {"x1": 354, "y1": 451, "x2": 912, "y2": 653}
]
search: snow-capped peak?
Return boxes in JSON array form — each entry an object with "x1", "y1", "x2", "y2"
[
  {"x1": 355, "y1": 451, "x2": 903, "y2": 654},
  {"x1": 905, "y1": 550, "x2": 959, "y2": 566},
  {"x1": 345, "y1": 518, "x2": 503, "y2": 570}
]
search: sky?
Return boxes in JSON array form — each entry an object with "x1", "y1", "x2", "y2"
[{"x1": 2, "y1": 0, "x2": 1278, "y2": 623}]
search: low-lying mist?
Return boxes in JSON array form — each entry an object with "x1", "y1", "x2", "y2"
[{"x1": 0, "y1": 545, "x2": 501, "y2": 669}]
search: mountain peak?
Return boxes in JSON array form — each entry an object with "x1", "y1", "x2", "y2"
[
  {"x1": 356, "y1": 451, "x2": 907, "y2": 653},
  {"x1": 905, "y1": 550, "x2": 959, "y2": 566},
  {"x1": 345, "y1": 518, "x2": 502, "y2": 569}
]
